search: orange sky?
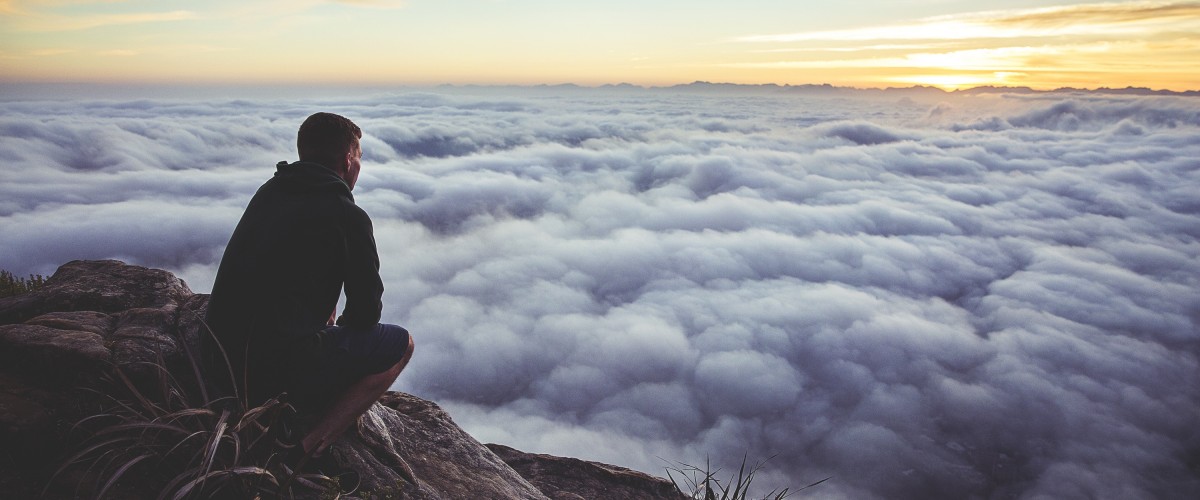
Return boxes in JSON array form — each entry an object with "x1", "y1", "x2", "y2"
[{"x1": 1, "y1": 0, "x2": 1197, "y2": 90}]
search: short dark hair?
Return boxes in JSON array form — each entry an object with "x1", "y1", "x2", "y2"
[{"x1": 297, "y1": 112, "x2": 362, "y2": 167}]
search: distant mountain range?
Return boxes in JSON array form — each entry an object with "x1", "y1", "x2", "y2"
[{"x1": 439, "y1": 81, "x2": 1199, "y2": 97}]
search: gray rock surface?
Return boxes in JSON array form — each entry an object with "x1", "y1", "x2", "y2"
[
  {"x1": 0, "y1": 260, "x2": 683, "y2": 499},
  {"x1": 488, "y1": 444, "x2": 687, "y2": 500}
]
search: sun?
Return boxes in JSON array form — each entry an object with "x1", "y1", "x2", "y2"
[{"x1": 885, "y1": 72, "x2": 1027, "y2": 91}]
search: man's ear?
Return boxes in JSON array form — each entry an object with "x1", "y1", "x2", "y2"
[{"x1": 334, "y1": 149, "x2": 352, "y2": 174}]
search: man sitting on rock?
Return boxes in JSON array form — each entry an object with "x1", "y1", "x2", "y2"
[{"x1": 204, "y1": 112, "x2": 414, "y2": 475}]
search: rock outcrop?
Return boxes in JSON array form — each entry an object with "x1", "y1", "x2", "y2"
[
  {"x1": 487, "y1": 444, "x2": 687, "y2": 500},
  {"x1": 0, "y1": 260, "x2": 686, "y2": 499}
]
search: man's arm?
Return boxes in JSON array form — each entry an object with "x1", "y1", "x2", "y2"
[{"x1": 337, "y1": 205, "x2": 384, "y2": 328}]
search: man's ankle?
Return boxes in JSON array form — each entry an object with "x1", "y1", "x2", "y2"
[{"x1": 300, "y1": 435, "x2": 329, "y2": 457}]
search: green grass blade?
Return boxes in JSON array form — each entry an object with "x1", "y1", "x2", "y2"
[
  {"x1": 95, "y1": 453, "x2": 152, "y2": 500},
  {"x1": 158, "y1": 466, "x2": 204, "y2": 500},
  {"x1": 195, "y1": 409, "x2": 231, "y2": 495}
]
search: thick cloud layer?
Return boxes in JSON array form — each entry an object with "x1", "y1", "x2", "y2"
[{"x1": 2, "y1": 87, "x2": 1198, "y2": 499}]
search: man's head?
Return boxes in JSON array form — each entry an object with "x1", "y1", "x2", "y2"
[{"x1": 298, "y1": 112, "x2": 363, "y2": 189}]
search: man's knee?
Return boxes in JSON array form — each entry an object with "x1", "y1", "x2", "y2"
[
  {"x1": 386, "y1": 335, "x2": 414, "y2": 377},
  {"x1": 403, "y1": 334, "x2": 415, "y2": 361}
]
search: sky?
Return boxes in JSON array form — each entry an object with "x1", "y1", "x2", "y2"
[
  {"x1": 1, "y1": 86, "x2": 1198, "y2": 499},
  {"x1": 1, "y1": 0, "x2": 1199, "y2": 90}
]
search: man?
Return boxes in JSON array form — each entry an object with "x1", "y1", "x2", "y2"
[{"x1": 205, "y1": 112, "x2": 414, "y2": 465}]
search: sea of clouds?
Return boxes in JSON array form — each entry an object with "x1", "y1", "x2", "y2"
[{"x1": 2, "y1": 85, "x2": 1198, "y2": 499}]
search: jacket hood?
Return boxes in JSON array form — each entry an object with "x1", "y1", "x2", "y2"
[{"x1": 272, "y1": 161, "x2": 353, "y2": 199}]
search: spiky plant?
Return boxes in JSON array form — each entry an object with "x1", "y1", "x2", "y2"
[
  {"x1": 46, "y1": 320, "x2": 341, "y2": 499},
  {"x1": 0, "y1": 268, "x2": 46, "y2": 298},
  {"x1": 666, "y1": 455, "x2": 829, "y2": 500}
]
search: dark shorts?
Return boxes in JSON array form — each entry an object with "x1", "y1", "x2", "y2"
[{"x1": 286, "y1": 322, "x2": 411, "y2": 412}]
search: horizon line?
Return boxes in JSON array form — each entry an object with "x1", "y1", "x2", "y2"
[{"x1": 2, "y1": 79, "x2": 1198, "y2": 96}]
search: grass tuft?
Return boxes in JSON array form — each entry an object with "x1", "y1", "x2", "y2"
[
  {"x1": 0, "y1": 268, "x2": 46, "y2": 298},
  {"x1": 666, "y1": 455, "x2": 830, "y2": 500},
  {"x1": 46, "y1": 316, "x2": 340, "y2": 499}
]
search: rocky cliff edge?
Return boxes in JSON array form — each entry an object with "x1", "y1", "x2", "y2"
[{"x1": 0, "y1": 260, "x2": 685, "y2": 500}]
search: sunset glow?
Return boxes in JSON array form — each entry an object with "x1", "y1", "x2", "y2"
[{"x1": 1, "y1": 0, "x2": 1198, "y2": 90}]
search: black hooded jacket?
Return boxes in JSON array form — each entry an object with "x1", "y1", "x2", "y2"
[{"x1": 204, "y1": 161, "x2": 383, "y2": 401}]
